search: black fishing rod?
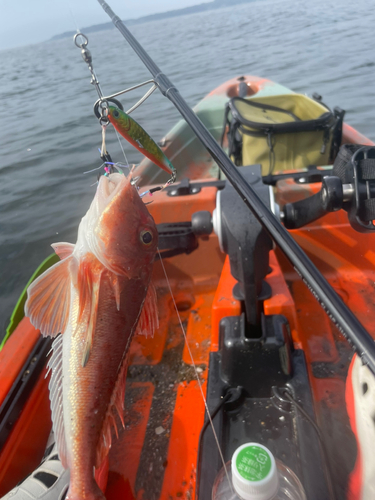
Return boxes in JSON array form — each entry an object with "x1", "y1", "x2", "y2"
[{"x1": 97, "y1": 0, "x2": 375, "y2": 374}]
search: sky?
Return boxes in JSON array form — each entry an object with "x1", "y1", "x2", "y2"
[{"x1": 0, "y1": 0, "x2": 207, "y2": 50}]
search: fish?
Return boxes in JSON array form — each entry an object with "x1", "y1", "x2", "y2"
[
  {"x1": 25, "y1": 172, "x2": 159, "y2": 500},
  {"x1": 107, "y1": 106, "x2": 176, "y2": 180}
]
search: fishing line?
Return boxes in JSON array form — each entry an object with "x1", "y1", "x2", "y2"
[
  {"x1": 66, "y1": 0, "x2": 81, "y2": 33},
  {"x1": 157, "y1": 249, "x2": 234, "y2": 495},
  {"x1": 84, "y1": 159, "x2": 106, "y2": 174},
  {"x1": 101, "y1": 126, "x2": 107, "y2": 160},
  {"x1": 115, "y1": 129, "x2": 130, "y2": 168}
]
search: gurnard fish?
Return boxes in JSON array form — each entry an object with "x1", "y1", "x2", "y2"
[
  {"x1": 107, "y1": 106, "x2": 176, "y2": 179},
  {"x1": 25, "y1": 172, "x2": 159, "y2": 500}
]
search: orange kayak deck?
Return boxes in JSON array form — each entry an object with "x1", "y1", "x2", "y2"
[{"x1": 2, "y1": 179, "x2": 375, "y2": 498}]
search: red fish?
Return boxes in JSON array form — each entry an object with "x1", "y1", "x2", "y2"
[{"x1": 25, "y1": 172, "x2": 159, "y2": 499}]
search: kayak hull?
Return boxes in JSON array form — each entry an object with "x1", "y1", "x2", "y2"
[{"x1": 1, "y1": 76, "x2": 375, "y2": 499}]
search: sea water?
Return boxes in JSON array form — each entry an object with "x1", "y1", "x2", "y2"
[{"x1": 1, "y1": 0, "x2": 374, "y2": 334}]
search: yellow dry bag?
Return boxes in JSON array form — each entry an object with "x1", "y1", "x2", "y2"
[{"x1": 223, "y1": 94, "x2": 344, "y2": 175}]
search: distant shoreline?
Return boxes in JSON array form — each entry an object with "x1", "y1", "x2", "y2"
[{"x1": 51, "y1": 0, "x2": 255, "y2": 40}]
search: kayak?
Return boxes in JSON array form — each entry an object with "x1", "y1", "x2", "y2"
[{"x1": 1, "y1": 71, "x2": 375, "y2": 500}]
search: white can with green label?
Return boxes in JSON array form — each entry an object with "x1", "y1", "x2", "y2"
[{"x1": 212, "y1": 443, "x2": 307, "y2": 500}]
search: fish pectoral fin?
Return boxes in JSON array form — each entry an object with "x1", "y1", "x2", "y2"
[
  {"x1": 111, "y1": 275, "x2": 121, "y2": 311},
  {"x1": 81, "y1": 273, "x2": 102, "y2": 367},
  {"x1": 96, "y1": 350, "x2": 130, "y2": 469},
  {"x1": 51, "y1": 242, "x2": 75, "y2": 260},
  {"x1": 135, "y1": 281, "x2": 159, "y2": 338},
  {"x1": 25, "y1": 256, "x2": 73, "y2": 337}
]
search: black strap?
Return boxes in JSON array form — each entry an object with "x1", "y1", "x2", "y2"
[
  {"x1": 229, "y1": 97, "x2": 335, "y2": 135},
  {"x1": 359, "y1": 159, "x2": 375, "y2": 180},
  {"x1": 267, "y1": 132, "x2": 276, "y2": 175},
  {"x1": 333, "y1": 145, "x2": 375, "y2": 183},
  {"x1": 332, "y1": 144, "x2": 363, "y2": 184},
  {"x1": 220, "y1": 103, "x2": 230, "y2": 147},
  {"x1": 221, "y1": 102, "x2": 243, "y2": 165},
  {"x1": 230, "y1": 96, "x2": 302, "y2": 122},
  {"x1": 362, "y1": 198, "x2": 375, "y2": 221},
  {"x1": 329, "y1": 107, "x2": 345, "y2": 162}
]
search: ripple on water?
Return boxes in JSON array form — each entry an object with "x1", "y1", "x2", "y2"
[{"x1": 1, "y1": 0, "x2": 374, "y2": 333}]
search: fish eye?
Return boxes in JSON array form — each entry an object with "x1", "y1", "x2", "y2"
[
  {"x1": 113, "y1": 109, "x2": 120, "y2": 118},
  {"x1": 140, "y1": 229, "x2": 153, "y2": 246}
]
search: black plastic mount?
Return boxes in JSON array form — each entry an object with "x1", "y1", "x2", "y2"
[
  {"x1": 196, "y1": 314, "x2": 330, "y2": 500},
  {"x1": 263, "y1": 165, "x2": 333, "y2": 186},
  {"x1": 217, "y1": 165, "x2": 273, "y2": 331},
  {"x1": 165, "y1": 178, "x2": 226, "y2": 196},
  {"x1": 156, "y1": 211, "x2": 213, "y2": 260},
  {"x1": 156, "y1": 221, "x2": 198, "y2": 259},
  {"x1": 159, "y1": 166, "x2": 274, "y2": 333},
  {"x1": 346, "y1": 146, "x2": 375, "y2": 232}
]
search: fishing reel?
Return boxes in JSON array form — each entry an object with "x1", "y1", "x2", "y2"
[{"x1": 282, "y1": 145, "x2": 375, "y2": 233}]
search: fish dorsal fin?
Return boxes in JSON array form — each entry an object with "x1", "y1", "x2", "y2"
[
  {"x1": 95, "y1": 349, "x2": 130, "y2": 469},
  {"x1": 75, "y1": 259, "x2": 93, "y2": 327},
  {"x1": 25, "y1": 256, "x2": 73, "y2": 337},
  {"x1": 74, "y1": 257, "x2": 103, "y2": 367},
  {"x1": 47, "y1": 334, "x2": 68, "y2": 468},
  {"x1": 135, "y1": 281, "x2": 159, "y2": 338},
  {"x1": 112, "y1": 275, "x2": 121, "y2": 311},
  {"x1": 51, "y1": 242, "x2": 75, "y2": 260},
  {"x1": 81, "y1": 274, "x2": 102, "y2": 367}
]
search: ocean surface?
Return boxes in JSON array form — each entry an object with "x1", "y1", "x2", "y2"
[{"x1": 1, "y1": 0, "x2": 374, "y2": 337}]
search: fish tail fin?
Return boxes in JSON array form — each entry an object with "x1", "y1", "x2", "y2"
[{"x1": 66, "y1": 480, "x2": 106, "y2": 500}]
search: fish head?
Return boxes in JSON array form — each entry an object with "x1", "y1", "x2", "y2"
[{"x1": 80, "y1": 173, "x2": 158, "y2": 279}]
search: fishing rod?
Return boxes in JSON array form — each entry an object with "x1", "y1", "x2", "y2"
[{"x1": 97, "y1": 0, "x2": 375, "y2": 375}]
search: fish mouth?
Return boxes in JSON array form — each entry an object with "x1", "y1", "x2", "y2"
[{"x1": 97, "y1": 173, "x2": 129, "y2": 211}]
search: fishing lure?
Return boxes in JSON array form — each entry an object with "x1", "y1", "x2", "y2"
[{"x1": 107, "y1": 106, "x2": 176, "y2": 181}]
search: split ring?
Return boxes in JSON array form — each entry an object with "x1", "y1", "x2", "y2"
[
  {"x1": 94, "y1": 98, "x2": 124, "y2": 119},
  {"x1": 74, "y1": 33, "x2": 89, "y2": 49}
]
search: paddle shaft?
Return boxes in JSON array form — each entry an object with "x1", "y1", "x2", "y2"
[{"x1": 97, "y1": 0, "x2": 375, "y2": 374}]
